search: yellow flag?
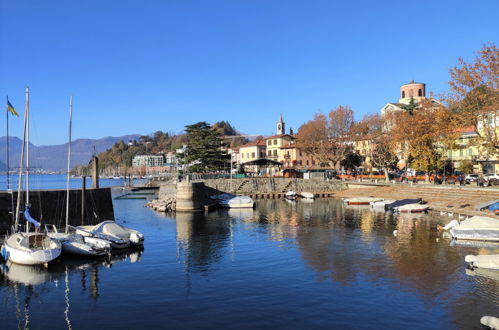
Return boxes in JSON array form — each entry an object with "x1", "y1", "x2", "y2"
[{"x1": 7, "y1": 99, "x2": 19, "y2": 116}]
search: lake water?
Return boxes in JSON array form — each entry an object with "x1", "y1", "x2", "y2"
[
  {"x1": 1, "y1": 182, "x2": 498, "y2": 329},
  {"x1": 0, "y1": 174, "x2": 137, "y2": 191}
]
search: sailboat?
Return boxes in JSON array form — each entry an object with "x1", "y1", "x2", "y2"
[
  {"x1": 1, "y1": 87, "x2": 62, "y2": 265},
  {"x1": 45, "y1": 96, "x2": 110, "y2": 256}
]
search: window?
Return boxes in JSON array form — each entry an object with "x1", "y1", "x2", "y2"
[
  {"x1": 267, "y1": 140, "x2": 271, "y2": 146},
  {"x1": 274, "y1": 139, "x2": 277, "y2": 145},
  {"x1": 260, "y1": 152, "x2": 265, "y2": 158},
  {"x1": 468, "y1": 148, "x2": 473, "y2": 156},
  {"x1": 251, "y1": 152, "x2": 255, "y2": 158},
  {"x1": 312, "y1": 160, "x2": 315, "y2": 165},
  {"x1": 459, "y1": 148, "x2": 463, "y2": 157},
  {"x1": 402, "y1": 91, "x2": 405, "y2": 98},
  {"x1": 299, "y1": 160, "x2": 302, "y2": 166},
  {"x1": 306, "y1": 160, "x2": 309, "y2": 166},
  {"x1": 268, "y1": 150, "x2": 271, "y2": 156},
  {"x1": 299, "y1": 151, "x2": 302, "y2": 156},
  {"x1": 287, "y1": 151, "x2": 290, "y2": 156},
  {"x1": 273, "y1": 150, "x2": 277, "y2": 156},
  {"x1": 242, "y1": 153, "x2": 244, "y2": 159},
  {"x1": 418, "y1": 89, "x2": 422, "y2": 97}
]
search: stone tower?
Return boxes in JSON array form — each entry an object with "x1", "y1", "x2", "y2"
[
  {"x1": 399, "y1": 80, "x2": 426, "y2": 104},
  {"x1": 277, "y1": 114, "x2": 285, "y2": 135}
]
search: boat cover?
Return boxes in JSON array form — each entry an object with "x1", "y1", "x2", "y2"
[
  {"x1": 450, "y1": 216, "x2": 499, "y2": 241},
  {"x1": 385, "y1": 198, "x2": 422, "y2": 211},
  {"x1": 24, "y1": 208, "x2": 40, "y2": 228},
  {"x1": 465, "y1": 254, "x2": 499, "y2": 269}
]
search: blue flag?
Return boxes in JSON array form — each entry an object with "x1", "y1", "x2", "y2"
[{"x1": 24, "y1": 208, "x2": 41, "y2": 228}]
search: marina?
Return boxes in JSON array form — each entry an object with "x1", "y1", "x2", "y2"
[{"x1": 1, "y1": 183, "x2": 499, "y2": 329}]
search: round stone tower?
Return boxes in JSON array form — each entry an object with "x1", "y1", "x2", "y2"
[{"x1": 399, "y1": 80, "x2": 426, "y2": 103}]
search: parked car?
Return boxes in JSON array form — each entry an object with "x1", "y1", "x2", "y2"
[
  {"x1": 485, "y1": 173, "x2": 499, "y2": 180},
  {"x1": 465, "y1": 174, "x2": 479, "y2": 183},
  {"x1": 484, "y1": 173, "x2": 499, "y2": 186}
]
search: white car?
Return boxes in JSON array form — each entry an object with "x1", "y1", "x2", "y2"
[
  {"x1": 465, "y1": 174, "x2": 479, "y2": 183},
  {"x1": 485, "y1": 173, "x2": 499, "y2": 181}
]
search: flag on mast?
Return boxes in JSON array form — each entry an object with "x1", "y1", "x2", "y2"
[{"x1": 7, "y1": 99, "x2": 19, "y2": 116}]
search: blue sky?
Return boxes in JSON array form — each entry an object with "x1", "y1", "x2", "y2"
[{"x1": 1, "y1": 0, "x2": 498, "y2": 145}]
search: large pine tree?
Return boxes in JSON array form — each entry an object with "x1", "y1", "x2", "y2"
[{"x1": 181, "y1": 121, "x2": 230, "y2": 173}]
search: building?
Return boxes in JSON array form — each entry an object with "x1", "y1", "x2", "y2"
[{"x1": 132, "y1": 155, "x2": 165, "y2": 167}]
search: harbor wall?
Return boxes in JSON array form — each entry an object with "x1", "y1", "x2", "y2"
[
  {"x1": 0, "y1": 188, "x2": 114, "y2": 234},
  {"x1": 201, "y1": 178, "x2": 345, "y2": 195}
]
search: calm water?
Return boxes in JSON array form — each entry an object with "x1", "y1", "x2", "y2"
[
  {"x1": 1, "y1": 193, "x2": 499, "y2": 329},
  {"x1": 0, "y1": 174, "x2": 140, "y2": 191}
]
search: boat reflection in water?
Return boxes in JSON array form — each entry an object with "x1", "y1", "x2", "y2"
[{"x1": 0, "y1": 247, "x2": 143, "y2": 328}]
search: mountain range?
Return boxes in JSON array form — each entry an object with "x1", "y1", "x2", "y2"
[{"x1": 0, "y1": 135, "x2": 140, "y2": 171}]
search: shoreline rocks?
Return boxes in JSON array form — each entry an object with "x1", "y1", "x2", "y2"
[{"x1": 147, "y1": 195, "x2": 176, "y2": 212}]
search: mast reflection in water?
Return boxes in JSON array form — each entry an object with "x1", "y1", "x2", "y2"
[{"x1": 1, "y1": 198, "x2": 499, "y2": 329}]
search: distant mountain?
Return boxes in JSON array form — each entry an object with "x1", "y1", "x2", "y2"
[{"x1": 0, "y1": 135, "x2": 140, "y2": 171}]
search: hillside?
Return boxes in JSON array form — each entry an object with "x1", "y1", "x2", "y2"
[{"x1": 0, "y1": 135, "x2": 140, "y2": 171}]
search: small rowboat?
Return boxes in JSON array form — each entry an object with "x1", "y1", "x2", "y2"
[
  {"x1": 344, "y1": 197, "x2": 384, "y2": 205},
  {"x1": 396, "y1": 203, "x2": 429, "y2": 213}
]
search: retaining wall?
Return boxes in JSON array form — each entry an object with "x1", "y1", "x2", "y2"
[{"x1": 0, "y1": 188, "x2": 115, "y2": 234}]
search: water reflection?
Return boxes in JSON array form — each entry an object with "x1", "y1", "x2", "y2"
[
  {"x1": 175, "y1": 212, "x2": 232, "y2": 273},
  {"x1": 0, "y1": 248, "x2": 143, "y2": 328}
]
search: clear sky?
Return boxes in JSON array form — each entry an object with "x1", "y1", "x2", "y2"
[{"x1": 1, "y1": 0, "x2": 498, "y2": 145}]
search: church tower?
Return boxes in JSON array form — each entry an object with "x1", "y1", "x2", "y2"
[{"x1": 277, "y1": 114, "x2": 285, "y2": 135}]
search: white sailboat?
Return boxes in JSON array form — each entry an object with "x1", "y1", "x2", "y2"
[
  {"x1": 46, "y1": 96, "x2": 110, "y2": 257},
  {"x1": 1, "y1": 87, "x2": 62, "y2": 265}
]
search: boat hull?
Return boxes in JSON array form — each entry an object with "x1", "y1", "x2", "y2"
[
  {"x1": 2, "y1": 243, "x2": 61, "y2": 266},
  {"x1": 62, "y1": 241, "x2": 108, "y2": 256},
  {"x1": 450, "y1": 229, "x2": 499, "y2": 242}
]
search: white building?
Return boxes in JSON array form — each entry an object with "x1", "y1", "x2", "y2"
[{"x1": 132, "y1": 155, "x2": 165, "y2": 167}]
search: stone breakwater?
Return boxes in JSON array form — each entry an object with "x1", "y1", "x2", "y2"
[{"x1": 147, "y1": 195, "x2": 176, "y2": 212}]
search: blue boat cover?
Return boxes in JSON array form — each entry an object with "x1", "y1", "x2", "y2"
[
  {"x1": 488, "y1": 202, "x2": 499, "y2": 211},
  {"x1": 385, "y1": 198, "x2": 422, "y2": 211},
  {"x1": 24, "y1": 208, "x2": 41, "y2": 228}
]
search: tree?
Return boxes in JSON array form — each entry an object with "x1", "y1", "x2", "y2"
[
  {"x1": 370, "y1": 138, "x2": 399, "y2": 181},
  {"x1": 391, "y1": 99, "x2": 459, "y2": 182},
  {"x1": 340, "y1": 152, "x2": 362, "y2": 171},
  {"x1": 297, "y1": 106, "x2": 355, "y2": 169},
  {"x1": 459, "y1": 159, "x2": 475, "y2": 174},
  {"x1": 180, "y1": 121, "x2": 230, "y2": 173},
  {"x1": 401, "y1": 97, "x2": 418, "y2": 115},
  {"x1": 446, "y1": 43, "x2": 499, "y2": 158}
]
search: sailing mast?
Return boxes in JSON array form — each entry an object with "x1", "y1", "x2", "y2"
[
  {"x1": 14, "y1": 87, "x2": 29, "y2": 231},
  {"x1": 25, "y1": 87, "x2": 30, "y2": 233},
  {"x1": 65, "y1": 96, "x2": 73, "y2": 233}
]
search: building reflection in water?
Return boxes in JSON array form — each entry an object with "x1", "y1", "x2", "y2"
[{"x1": 0, "y1": 247, "x2": 143, "y2": 328}]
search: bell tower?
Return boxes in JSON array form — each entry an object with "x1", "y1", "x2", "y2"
[{"x1": 277, "y1": 114, "x2": 285, "y2": 135}]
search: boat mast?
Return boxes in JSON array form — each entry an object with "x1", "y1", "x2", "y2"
[
  {"x1": 25, "y1": 87, "x2": 30, "y2": 233},
  {"x1": 65, "y1": 96, "x2": 72, "y2": 233},
  {"x1": 14, "y1": 87, "x2": 28, "y2": 231}
]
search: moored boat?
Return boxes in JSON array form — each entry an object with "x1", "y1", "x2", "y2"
[
  {"x1": 447, "y1": 216, "x2": 499, "y2": 241},
  {"x1": 465, "y1": 254, "x2": 499, "y2": 270},
  {"x1": 370, "y1": 200, "x2": 396, "y2": 208},
  {"x1": 385, "y1": 198, "x2": 423, "y2": 211},
  {"x1": 299, "y1": 192, "x2": 315, "y2": 199},
  {"x1": 344, "y1": 197, "x2": 384, "y2": 205},
  {"x1": 2, "y1": 232, "x2": 62, "y2": 265},
  {"x1": 285, "y1": 191, "x2": 298, "y2": 200},
  {"x1": 76, "y1": 221, "x2": 144, "y2": 248},
  {"x1": 396, "y1": 203, "x2": 429, "y2": 213},
  {"x1": 218, "y1": 195, "x2": 255, "y2": 208}
]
